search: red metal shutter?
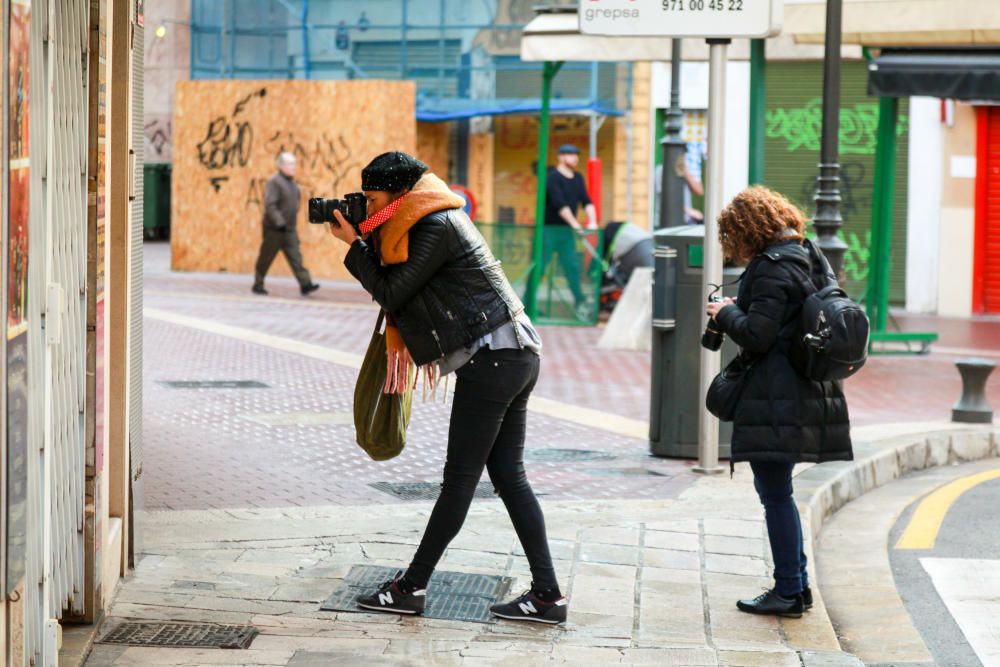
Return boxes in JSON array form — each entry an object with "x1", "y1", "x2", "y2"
[{"x1": 982, "y1": 107, "x2": 1000, "y2": 313}]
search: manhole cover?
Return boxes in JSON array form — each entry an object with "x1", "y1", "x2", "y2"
[
  {"x1": 321, "y1": 565, "x2": 512, "y2": 623},
  {"x1": 583, "y1": 467, "x2": 668, "y2": 477},
  {"x1": 159, "y1": 380, "x2": 270, "y2": 389},
  {"x1": 369, "y1": 481, "x2": 496, "y2": 501},
  {"x1": 525, "y1": 448, "x2": 617, "y2": 462},
  {"x1": 98, "y1": 622, "x2": 258, "y2": 649}
]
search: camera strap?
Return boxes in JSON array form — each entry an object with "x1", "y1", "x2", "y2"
[
  {"x1": 359, "y1": 193, "x2": 408, "y2": 235},
  {"x1": 707, "y1": 273, "x2": 744, "y2": 300}
]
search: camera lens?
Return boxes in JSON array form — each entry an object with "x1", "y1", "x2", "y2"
[
  {"x1": 701, "y1": 325, "x2": 724, "y2": 351},
  {"x1": 701, "y1": 295, "x2": 725, "y2": 351}
]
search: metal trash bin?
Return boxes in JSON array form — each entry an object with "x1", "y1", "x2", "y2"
[
  {"x1": 143, "y1": 163, "x2": 171, "y2": 240},
  {"x1": 649, "y1": 225, "x2": 741, "y2": 459}
]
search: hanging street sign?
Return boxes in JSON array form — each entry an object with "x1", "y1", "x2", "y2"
[{"x1": 579, "y1": 0, "x2": 783, "y2": 38}]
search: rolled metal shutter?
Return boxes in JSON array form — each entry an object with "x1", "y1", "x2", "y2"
[
  {"x1": 764, "y1": 61, "x2": 909, "y2": 302},
  {"x1": 25, "y1": 0, "x2": 49, "y2": 662},
  {"x1": 45, "y1": 0, "x2": 89, "y2": 620},
  {"x1": 129, "y1": 15, "x2": 144, "y2": 483},
  {"x1": 982, "y1": 107, "x2": 1000, "y2": 313}
]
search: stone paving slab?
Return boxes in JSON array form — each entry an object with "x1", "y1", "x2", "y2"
[{"x1": 87, "y1": 481, "x2": 850, "y2": 666}]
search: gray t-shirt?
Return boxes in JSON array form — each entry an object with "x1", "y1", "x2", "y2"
[{"x1": 437, "y1": 311, "x2": 542, "y2": 376}]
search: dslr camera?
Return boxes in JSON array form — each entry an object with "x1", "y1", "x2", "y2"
[
  {"x1": 308, "y1": 192, "x2": 367, "y2": 233},
  {"x1": 701, "y1": 295, "x2": 726, "y2": 351}
]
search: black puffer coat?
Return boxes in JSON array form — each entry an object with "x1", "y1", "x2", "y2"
[
  {"x1": 714, "y1": 240, "x2": 853, "y2": 464},
  {"x1": 345, "y1": 208, "x2": 524, "y2": 366}
]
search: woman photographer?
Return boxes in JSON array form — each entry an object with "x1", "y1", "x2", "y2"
[
  {"x1": 705, "y1": 186, "x2": 852, "y2": 618},
  {"x1": 325, "y1": 151, "x2": 567, "y2": 625}
]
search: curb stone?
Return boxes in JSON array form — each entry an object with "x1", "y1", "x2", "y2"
[
  {"x1": 799, "y1": 649, "x2": 866, "y2": 666},
  {"x1": 793, "y1": 422, "x2": 999, "y2": 663}
]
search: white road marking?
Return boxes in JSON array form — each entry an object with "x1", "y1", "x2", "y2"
[
  {"x1": 921, "y1": 557, "x2": 1000, "y2": 667},
  {"x1": 145, "y1": 307, "x2": 650, "y2": 440}
]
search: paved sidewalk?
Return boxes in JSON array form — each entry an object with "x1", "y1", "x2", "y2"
[
  {"x1": 86, "y1": 467, "x2": 853, "y2": 667},
  {"x1": 95, "y1": 244, "x2": 997, "y2": 665}
]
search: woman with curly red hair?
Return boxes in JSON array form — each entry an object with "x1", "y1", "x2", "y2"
[{"x1": 705, "y1": 186, "x2": 852, "y2": 618}]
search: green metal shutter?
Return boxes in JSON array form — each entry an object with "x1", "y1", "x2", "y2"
[{"x1": 763, "y1": 61, "x2": 909, "y2": 303}]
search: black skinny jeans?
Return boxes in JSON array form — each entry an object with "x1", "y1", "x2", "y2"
[
  {"x1": 406, "y1": 347, "x2": 558, "y2": 590},
  {"x1": 750, "y1": 461, "x2": 809, "y2": 597}
]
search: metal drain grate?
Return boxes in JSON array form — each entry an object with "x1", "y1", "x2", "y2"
[
  {"x1": 158, "y1": 380, "x2": 270, "y2": 389},
  {"x1": 525, "y1": 448, "x2": 617, "y2": 462},
  {"x1": 98, "y1": 622, "x2": 258, "y2": 649},
  {"x1": 321, "y1": 565, "x2": 512, "y2": 623},
  {"x1": 369, "y1": 481, "x2": 496, "y2": 501}
]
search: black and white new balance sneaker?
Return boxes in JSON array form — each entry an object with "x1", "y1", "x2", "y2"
[
  {"x1": 356, "y1": 572, "x2": 426, "y2": 616},
  {"x1": 490, "y1": 590, "x2": 568, "y2": 625}
]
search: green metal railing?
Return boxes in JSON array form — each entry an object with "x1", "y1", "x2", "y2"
[{"x1": 477, "y1": 222, "x2": 603, "y2": 326}]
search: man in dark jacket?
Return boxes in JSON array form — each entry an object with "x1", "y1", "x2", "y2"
[{"x1": 252, "y1": 152, "x2": 320, "y2": 296}]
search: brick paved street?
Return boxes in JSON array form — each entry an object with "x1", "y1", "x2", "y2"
[{"x1": 142, "y1": 241, "x2": 1000, "y2": 511}]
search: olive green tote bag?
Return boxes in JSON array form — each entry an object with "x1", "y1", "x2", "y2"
[{"x1": 354, "y1": 312, "x2": 414, "y2": 461}]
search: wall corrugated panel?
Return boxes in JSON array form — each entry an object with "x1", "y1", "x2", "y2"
[
  {"x1": 25, "y1": 0, "x2": 49, "y2": 663},
  {"x1": 130, "y1": 21, "x2": 144, "y2": 483},
  {"x1": 45, "y1": 0, "x2": 88, "y2": 620},
  {"x1": 983, "y1": 107, "x2": 1000, "y2": 313},
  {"x1": 763, "y1": 61, "x2": 909, "y2": 303}
]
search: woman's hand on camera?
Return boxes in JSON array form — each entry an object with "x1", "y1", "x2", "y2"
[
  {"x1": 706, "y1": 297, "x2": 735, "y2": 319},
  {"x1": 327, "y1": 210, "x2": 360, "y2": 246}
]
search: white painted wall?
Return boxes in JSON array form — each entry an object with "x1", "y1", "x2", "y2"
[
  {"x1": 905, "y1": 97, "x2": 943, "y2": 313},
  {"x1": 937, "y1": 207, "x2": 975, "y2": 317}
]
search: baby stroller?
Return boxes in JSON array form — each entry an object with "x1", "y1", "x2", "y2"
[{"x1": 599, "y1": 222, "x2": 654, "y2": 314}]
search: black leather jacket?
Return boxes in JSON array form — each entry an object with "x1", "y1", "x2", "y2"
[{"x1": 345, "y1": 208, "x2": 524, "y2": 366}]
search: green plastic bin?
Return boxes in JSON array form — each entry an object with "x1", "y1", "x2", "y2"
[{"x1": 143, "y1": 163, "x2": 171, "y2": 240}]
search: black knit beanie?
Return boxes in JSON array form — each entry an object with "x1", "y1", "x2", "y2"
[{"x1": 361, "y1": 151, "x2": 428, "y2": 193}]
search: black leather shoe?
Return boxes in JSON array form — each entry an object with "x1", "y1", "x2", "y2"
[
  {"x1": 300, "y1": 283, "x2": 320, "y2": 296},
  {"x1": 251, "y1": 285, "x2": 268, "y2": 295},
  {"x1": 736, "y1": 589, "x2": 804, "y2": 618},
  {"x1": 802, "y1": 586, "x2": 813, "y2": 610}
]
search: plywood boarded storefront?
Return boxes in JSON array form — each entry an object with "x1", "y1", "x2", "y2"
[{"x1": 171, "y1": 81, "x2": 416, "y2": 280}]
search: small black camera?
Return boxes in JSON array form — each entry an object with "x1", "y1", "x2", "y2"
[
  {"x1": 701, "y1": 295, "x2": 725, "y2": 351},
  {"x1": 308, "y1": 192, "x2": 367, "y2": 232}
]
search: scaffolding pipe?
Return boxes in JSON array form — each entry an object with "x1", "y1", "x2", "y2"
[
  {"x1": 301, "y1": 0, "x2": 311, "y2": 79},
  {"x1": 401, "y1": 0, "x2": 408, "y2": 78}
]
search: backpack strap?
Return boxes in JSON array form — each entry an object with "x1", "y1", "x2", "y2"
[{"x1": 374, "y1": 310, "x2": 386, "y2": 334}]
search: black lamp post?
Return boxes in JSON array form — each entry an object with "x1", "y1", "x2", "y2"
[
  {"x1": 659, "y1": 39, "x2": 686, "y2": 230},
  {"x1": 812, "y1": 0, "x2": 848, "y2": 279}
]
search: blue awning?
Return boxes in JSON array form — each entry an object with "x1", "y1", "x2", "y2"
[{"x1": 416, "y1": 98, "x2": 623, "y2": 123}]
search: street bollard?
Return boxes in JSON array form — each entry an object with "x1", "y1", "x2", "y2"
[{"x1": 952, "y1": 358, "x2": 996, "y2": 424}]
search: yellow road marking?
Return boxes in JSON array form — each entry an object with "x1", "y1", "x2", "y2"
[
  {"x1": 144, "y1": 307, "x2": 650, "y2": 440},
  {"x1": 895, "y1": 468, "x2": 1000, "y2": 550}
]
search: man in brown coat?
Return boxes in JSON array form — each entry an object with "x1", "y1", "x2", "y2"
[{"x1": 252, "y1": 152, "x2": 320, "y2": 296}]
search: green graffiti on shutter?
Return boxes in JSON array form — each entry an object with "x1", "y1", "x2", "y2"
[{"x1": 765, "y1": 98, "x2": 908, "y2": 156}]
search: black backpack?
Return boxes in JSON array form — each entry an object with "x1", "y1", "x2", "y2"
[{"x1": 781, "y1": 241, "x2": 870, "y2": 382}]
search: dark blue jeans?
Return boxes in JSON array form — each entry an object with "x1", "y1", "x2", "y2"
[{"x1": 750, "y1": 461, "x2": 809, "y2": 597}]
